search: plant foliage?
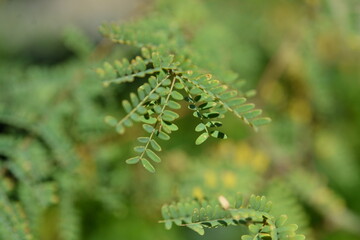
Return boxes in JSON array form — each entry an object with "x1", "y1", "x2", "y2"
[
  {"x1": 161, "y1": 194, "x2": 305, "y2": 240},
  {"x1": 96, "y1": 17, "x2": 270, "y2": 172},
  {"x1": 2, "y1": 0, "x2": 360, "y2": 240}
]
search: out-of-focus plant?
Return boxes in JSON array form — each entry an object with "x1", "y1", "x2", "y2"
[{"x1": 1, "y1": 0, "x2": 360, "y2": 240}]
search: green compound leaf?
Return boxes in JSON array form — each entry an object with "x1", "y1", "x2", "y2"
[
  {"x1": 99, "y1": 23, "x2": 272, "y2": 172},
  {"x1": 161, "y1": 195, "x2": 305, "y2": 240}
]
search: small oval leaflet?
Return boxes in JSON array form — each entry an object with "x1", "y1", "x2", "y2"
[
  {"x1": 149, "y1": 76, "x2": 158, "y2": 88},
  {"x1": 154, "y1": 105, "x2": 163, "y2": 114},
  {"x1": 150, "y1": 139, "x2": 162, "y2": 151},
  {"x1": 195, "y1": 123, "x2": 206, "y2": 132},
  {"x1": 143, "y1": 124, "x2": 154, "y2": 133},
  {"x1": 130, "y1": 92, "x2": 139, "y2": 105},
  {"x1": 234, "y1": 103, "x2": 255, "y2": 113},
  {"x1": 104, "y1": 116, "x2": 117, "y2": 127},
  {"x1": 194, "y1": 95, "x2": 202, "y2": 102},
  {"x1": 188, "y1": 104, "x2": 196, "y2": 110},
  {"x1": 146, "y1": 149, "x2": 161, "y2": 163},
  {"x1": 195, "y1": 132, "x2": 209, "y2": 145},
  {"x1": 162, "y1": 78, "x2": 172, "y2": 86},
  {"x1": 125, "y1": 157, "x2": 140, "y2": 164},
  {"x1": 123, "y1": 119, "x2": 133, "y2": 127},
  {"x1": 251, "y1": 117, "x2": 271, "y2": 126},
  {"x1": 210, "y1": 131, "x2": 227, "y2": 139},
  {"x1": 130, "y1": 112, "x2": 140, "y2": 121},
  {"x1": 243, "y1": 109, "x2": 262, "y2": 119},
  {"x1": 149, "y1": 93, "x2": 159, "y2": 100},
  {"x1": 157, "y1": 131, "x2": 170, "y2": 141},
  {"x1": 162, "y1": 112, "x2": 176, "y2": 121},
  {"x1": 116, "y1": 124, "x2": 125, "y2": 134},
  {"x1": 219, "y1": 90, "x2": 237, "y2": 100},
  {"x1": 199, "y1": 102, "x2": 216, "y2": 110},
  {"x1": 122, "y1": 100, "x2": 132, "y2": 113},
  {"x1": 137, "y1": 137, "x2": 149, "y2": 143},
  {"x1": 203, "y1": 112, "x2": 220, "y2": 119},
  {"x1": 206, "y1": 121, "x2": 222, "y2": 128},
  {"x1": 227, "y1": 97, "x2": 246, "y2": 107},
  {"x1": 161, "y1": 124, "x2": 172, "y2": 134},
  {"x1": 187, "y1": 224, "x2": 205, "y2": 235},
  {"x1": 174, "y1": 82, "x2": 184, "y2": 89},
  {"x1": 163, "y1": 110, "x2": 179, "y2": 120},
  {"x1": 156, "y1": 87, "x2": 168, "y2": 96},
  {"x1": 137, "y1": 105, "x2": 147, "y2": 114},
  {"x1": 275, "y1": 215, "x2": 288, "y2": 227},
  {"x1": 141, "y1": 158, "x2": 155, "y2": 173},
  {"x1": 171, "y1": 91, "x2": 184, "y2": 100},
  {"x1": 163, "y1": 121, "x2": 179, "y2": 131},
  {"x1": 167, "y1": 100, "x2": 181, "y2": 109},
  {"x1": 134, "y1": 146, "x2": 145, "y2": 153}
]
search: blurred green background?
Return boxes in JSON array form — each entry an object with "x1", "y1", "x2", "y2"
[{"x1": 0, "y1": 0, "x2": 360, "y2": 240}]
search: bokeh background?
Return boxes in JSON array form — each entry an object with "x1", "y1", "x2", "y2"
[{"x1": 1, "y1": 0, "x2": 360, "y2": 240}]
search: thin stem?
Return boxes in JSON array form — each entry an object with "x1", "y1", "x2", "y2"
[
  {"x1": 116, "y1": 76, "x2": 169, "y2": 129},
  {"x1": 104, "y1": 67, "x2": 162, "y2": 86},
  {"x1": 157, "y1": 74, "x2": 177, "y2": 133},
  {"x1": 139, "y1": 74, "x2": 177, "y2": 160}
]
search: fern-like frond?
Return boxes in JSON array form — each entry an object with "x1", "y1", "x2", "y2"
[
  {"x1": 181, "y1": 72, "x2": 271, "y2": 131},
  {"x1": 0, "y1": 186, "x2": 33, "y2": 240},
  {"x1": 161, "y1": 194, "x2": 305, "y2": 240},
  {"x1": 266, "y1": 180, "x2": 312, "y2": 239},
  {"x1": 96, "y1": 48, "x2": 179, "y2": 86},
  {"x1": 97, "y1": 25, "x2": 271, "y2": 171},
  {"x1": 288, "y1": 169, "x2": 360, "y2": 235},
  {"x1": 99, "y1": 17, "x2": 184, "y2": 49}
]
